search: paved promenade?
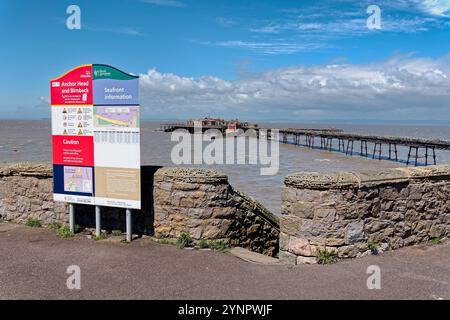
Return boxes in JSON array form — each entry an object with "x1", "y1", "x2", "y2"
[{"x1": 0, "y1": 223, "x2": 449, "y2": 299}]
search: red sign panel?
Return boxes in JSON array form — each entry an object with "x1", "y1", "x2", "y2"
[
  {"x1": 52, "y1": 135, "x2": 94, "y2": 166},
  {"x1": 50, "y1": 65, "x2": 93, "y2": 105}
]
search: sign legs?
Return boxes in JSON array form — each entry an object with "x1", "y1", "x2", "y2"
[
  {"x1": 126, "y1": 209, "x2": 132, "y2": 242},
  {"x1": 69, "y1": 203, "x2": 75, "y2": 234},
  {"x1": 95, "y1": 206, "x2": 101, "y2": 237}
]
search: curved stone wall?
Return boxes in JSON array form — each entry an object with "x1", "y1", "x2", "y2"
[
  {"x1": 280, "y1": 165, "x2": 450, "y2": 264},
  {"x1": 153, "y1": 167, "x2": 279, "y2": 257}
]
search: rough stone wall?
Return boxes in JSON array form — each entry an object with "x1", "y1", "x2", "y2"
[
  {"x1": 153, "y1": 167, "x2": 279, "y2": 257},
  {"x1": 0, "y1": 163, "x2": 158, "y2": 234},
  {"x1": 0, "y1": 163, "x2": 68, "y2": 225},
  {"x1": 280, "y1": 165, "x2": 450, "y2": 264}
]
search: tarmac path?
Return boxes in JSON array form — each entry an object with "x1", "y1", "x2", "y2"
[{"x1": 0, "y1": 223, "x2": 449, "y2": 300}]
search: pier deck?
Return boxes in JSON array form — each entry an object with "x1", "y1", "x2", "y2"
[
  {"x1": 160, "y1": 123, "x2": 450, "y2": 166},
  {"x1": 279, "y1": 129, "x2": 450, "y2": 166}
]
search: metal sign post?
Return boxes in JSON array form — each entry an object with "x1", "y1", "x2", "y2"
[
  {"x1": 69, "y1": 203, "x2": 75, "y2": 234},
  {"x1": 126, "y1": 209, "x2": 132, "y2": 242},
  {"x1": 95, "y1": 206, "x2": 101, "y2": 237}
]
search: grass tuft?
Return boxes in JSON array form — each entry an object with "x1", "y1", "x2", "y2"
[
  {"x1": 199, "y1": 240, "x2": 229, "y2": 251},
  {"x1": 176, "y1": 233, "x2": 192, "y2": 249},
  {"x1": 111, "y1": 230, "x2": 123, "y2": 237},
  {"x1": 26, "y1": 218, "x2": 42, "y2": 228},
  {"x1": 367, "y1": 241, "x2": 379, "y2": 254},
  {"x1": 92, "y1": 232, "x2": 108, "y2": 241},
  {"x1": 56, "y1": 225, "x2": 73, "y2": 238},
  {"x1": 430, "y1": 237, "x2": 445, "y2": 245},
  {"x1": 155, "y1": 238, "x2": 177, "y2": 245},
  {"x1": 49, "y1": 222, "x2": 62, "y2": 230},
  {"x1": 316, "y1": 248, "x2": 338, "y2": 265}
]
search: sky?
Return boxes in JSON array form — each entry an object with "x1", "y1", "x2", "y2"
[{"x1": 1, "y1": 0, "x2": 450, "y2": 122}]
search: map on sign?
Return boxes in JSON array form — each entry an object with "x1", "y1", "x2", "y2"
[
  {"x1": 94, "y1": 106, "x2": 139, "y2": 128},
  {"x1": 63, "y1": 166, "x2": 93, "y2": 193}
]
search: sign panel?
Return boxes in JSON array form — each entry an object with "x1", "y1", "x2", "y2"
[
  {"x1": 51, "y1": 65, "x2": 93, "y2": 105},
  {"x1": 93, "y1": 65, "x2": 139, "y2": 105},
  {"x1": 51, "y1": 64, "x2": 141, "y2": 209}
]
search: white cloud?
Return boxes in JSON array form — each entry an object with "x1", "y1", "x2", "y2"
[
  {"x1": 139, "y1": 55, "x2": 450, "y2": 120},
  {"x1": 238, "y1": 1, "x2": 450, "y2": 55},
  {"x1": 84, "y1": 25, "x2": 144, "y2": 36},
  {"x1": 142, "y1": 0, "x2": 185, "y2": 7},
  {"x1": 216, "y1": 17, "x2": 238, "y2": 27},
  {"x1": 421, "y1": 0, "x2": 450, "y2": 17}
]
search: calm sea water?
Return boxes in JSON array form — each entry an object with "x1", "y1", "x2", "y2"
[{"x1": 1, "y1": 120, "x2": 449, "y2": 213}]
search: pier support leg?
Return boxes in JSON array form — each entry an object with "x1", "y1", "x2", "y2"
[
  {"x1": 433, "y1": 147, "x2": 437, "y2": 165},
  {"x1": 346, "y1": 140, "x2": 354, "y2": 156},
  {"x1": 346, "y1": 140, "x2": 354, "y2": 155},
  {"x1": 425, "y1": 147, "x2": 428, "y2": 166},
  {"x1": 407, "y1": 146, "x2": 412, "y2": 165},
  {"x1": 388, "y1": 143, "x2": 392, "y2": 160},
  {"x1": 69, "y1": 204, "x2": 75, "y2": 234},
  {"x1": 394, "y1": 144, "x2": 398, "y2": 161},
  {"x1": 415, "y1": 147, "x2": 419, "y2": 166},
  {"x1": 126, "y1": 209, "x2": 132, "y2": 242},
  {"x1": 372, "y1": 143, "x2": 382, "y2": 160},
  {"x1": 95, "y1": 206, "x2": 101, "y2": 237}
]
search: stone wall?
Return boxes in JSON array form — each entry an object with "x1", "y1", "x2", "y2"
[
  {"x1": 280, "y1": 165, "x2": 450, "y2": 264},
  {"x1": 0, "y1": 163, "x2": 279, "y2": 257},
  {"x1": 153, "y1": 167, "x2": 279, "y2": 257},
  {"x1": 0, "y1": 163, "x2": 68, "y2": 224},
  {"x1": 0, "y1": 163, "x2": 158, "y2": 234}
]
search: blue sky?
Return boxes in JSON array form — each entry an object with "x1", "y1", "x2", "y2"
[{"x1": 1, "y1": 0, "x2": 450, "y2": 121}]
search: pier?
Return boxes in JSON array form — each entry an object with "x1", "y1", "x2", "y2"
[
  {"x1": 160, "y1": 123, "x2": 450, "y2": 166},
  {"x1": 279, "y1": 129, "x2": 450, "y2": 166}
]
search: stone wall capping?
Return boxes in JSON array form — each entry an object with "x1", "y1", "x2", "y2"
[
  {"x1": 285, "y1": 165, "x2": 450, "y2": 190},
  {"x1": 0, "y1": 162, "x2": 52, "y2": 178},
  {"x1": 154, "y1": 167, "x2": 228, "y2": 184},
  {"x1": 284, "y1": 171, "x2": 360, "y2": 190}
]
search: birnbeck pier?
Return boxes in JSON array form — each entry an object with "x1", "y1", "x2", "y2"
[
  {"x1": 278, "y1": 129, "x2": 450, "y2": 166},
  {"x1": 161, "y1": 122, "x2": 450, "y2": 166}
]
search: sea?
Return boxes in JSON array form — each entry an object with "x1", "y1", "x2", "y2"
[{"x1": 1, "y1": 120, "x2": 449, "y2": 214}]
